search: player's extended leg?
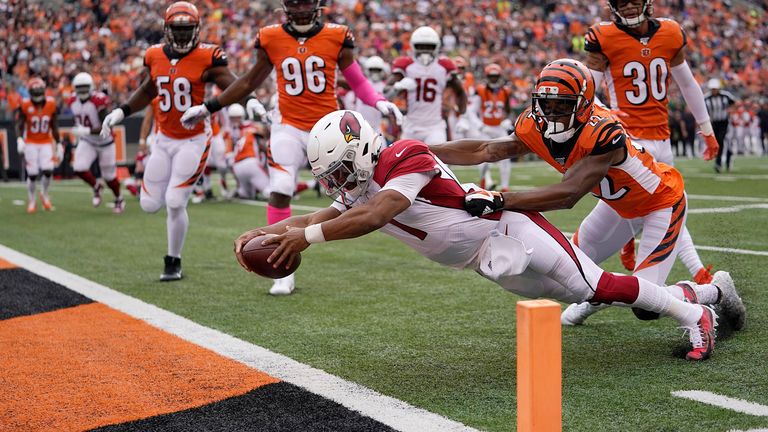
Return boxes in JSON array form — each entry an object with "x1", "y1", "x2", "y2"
[
  {"x1": 98, "y1": 144, "x2": 124, "y2": 214},
  {"x1": 265, "y1": 124, "x2": 308, "y2": 295},
  {"x1": 38, "y1": 145, "x2": 55, "y2": 211},
  {"x1": 23, "y1": 145, "x2": 41, "y2": 213},
  {"x1": 73, "y1": 140, "x2": 102, "y2": 207},
  {"x1": 487, "y1": 210, "x2": 717, "y2": 360},
  {"x1": 160, "y1": 135, "x2": 210, "y2": 281}
]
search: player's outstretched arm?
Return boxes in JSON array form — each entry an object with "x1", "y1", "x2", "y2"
[
  {"x1": 263, "y1": 190, "x2": 411, "y2": 269},
  {"x1": 429, "y1": 133, "x2": 529, "y2": 165},
  {"x1": 339, "y1": 48, "x2": 402, "y2": 124},
  {"x1": 101, "y1": 72, "x2": 157, "y2": 138},
  {"x1": 669, "y1": 49, "x2": 717, "y2": 160}
]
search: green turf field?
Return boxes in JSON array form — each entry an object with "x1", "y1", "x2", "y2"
[{"x1": 2, "y1": 156, "x2": 767, "y2": 431}]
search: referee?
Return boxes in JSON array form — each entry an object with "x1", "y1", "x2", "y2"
[{"x1": 704, "y1": 79, "x2": 737, "y2": 172}]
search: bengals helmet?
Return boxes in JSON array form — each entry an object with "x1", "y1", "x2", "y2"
[
  {"x1": 531, "y1": 59, "x2": 595, "y2": 143},
  {"x1": 164, "y1": 2, "x2": 200, "y2": 54},
  {"x1": 608, "y1": 0, "x2": 654, "y2": 28},
  {"x1": 453, "y1": 56, "x2": 468, "y2": 74},
  {"x1": 282, "y1": 0, "x2": 321, "y2": 33},
  {"x1": 484, "y1": 63, "x2": 503, "y2": 89},
  {"x1": 28, "y1": 77, "x2": 47, "y2": 103}
]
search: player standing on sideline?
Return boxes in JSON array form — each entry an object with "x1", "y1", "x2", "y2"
[
  {"x1": 428, "y1": 59, "x2": 745, "y2": 330},
  {"x1": 180, "y1": 0, "x2": 402, "y2": 295},
  {"x1": 476, "y1": 63, "x2": 513, "y2": 192},
  {"x1": 583, "y1": 0, "x2": 719, "y2": 284},
  {"x1": 387, "y1": 26, "x2": 467, "y2": 145},
  {"x1": 235, "y1": 110, "x2": 737, "y2": 361},
  {"x1": 69, "y1": 72, "x2": 125, "y2": 213},
  {"x1": 101, "y1": 1, "x2": 244, "y2": 281},
  {"x1": 16, "y1": 77, "x2": 60, "y2": 214}
]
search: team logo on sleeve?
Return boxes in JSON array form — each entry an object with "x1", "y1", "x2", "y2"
[{"x1": 340, "y1": 111, "x2": 361, "y2": 143}]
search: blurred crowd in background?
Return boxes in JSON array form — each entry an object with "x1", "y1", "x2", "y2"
[{"x1": 1, "y1": 0, "x2": 767, "y2": 153}]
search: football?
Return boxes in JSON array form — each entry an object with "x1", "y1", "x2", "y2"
[{"x1": 240, "y1": 234, "x2": 301, "y2": 279}]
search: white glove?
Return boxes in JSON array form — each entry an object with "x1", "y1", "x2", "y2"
[
  {"x1": 180, "y1": 104, "x2": 210, "y2": 129},
  {"x1": 16, "y1": 137, "x2": 25, "y2": 154},
  {"x1": 500, "y1": 118, "x2": 513, "y2": 131},
  {"x1": 72, "y1": 125, "x2": 91, "y2": 138},
  {"x1": 54, "y1": 143, "x2": 64, "y2": 165},
  {"x1": 375, "y1": 100, "x2": 403, "y2": 125},
  {"x1": 100, "y1": 108, "x2": 125, "y2": 139},
  {"x1": 455, "y1": 117, "x2": 470, "y2": 134},
  {"x1": 393, "y1": 77, "x2": 417, "y2": 92},
  {"x1": 246, "y1": 98, "x2": 267, "y2": 120}
]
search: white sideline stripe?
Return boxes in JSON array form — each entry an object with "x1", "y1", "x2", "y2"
[
  {"x1": 684, "y1": 173, "x2": 768, "y2": 181},
  {"x1": 672, "y1": 390, "x2": 768, "y2": 417},
  {"x1": 688, "y1": 204, "x2": 768, "y2": 214},
  {"x1": 688, "y1": 194, "x2": 768, "y2": 203},
  {"x1": 695, "y1": 245, "x2": 768, "y2": 257},
  {"x1": 726, "y1": 429, "x2": 768, "y2": 432},
  {"x1": 0, "y1": 244, "x2": 477, "y2": 432}
]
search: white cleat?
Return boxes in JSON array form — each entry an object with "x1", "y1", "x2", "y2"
[
  {"x1": 92, "y1": 183, "x2": 103, "y2": 207},
  {"x1": 269, "y1": 274, "x2": 295, "y2": 296},
  {"x1": 712, "y1": 271, "x2": 746, "y2": 331},
  {"x1": 561, "y1": 302, "x2": 609, "y2": 326}
]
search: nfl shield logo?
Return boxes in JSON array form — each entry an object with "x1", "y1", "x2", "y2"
[
  {"x1": 641, "y1": 48, "x2": 651, "y2": 57},
  {"x1": 298, "y1": 46, "x2": 307, "y2": 54}
]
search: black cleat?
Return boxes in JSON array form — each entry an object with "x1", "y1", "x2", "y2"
[{"x1": 160, "y1": 255, "x2": 183, "y2": 281}]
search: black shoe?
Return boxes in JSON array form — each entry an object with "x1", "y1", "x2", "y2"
[
  {"x1": 160, "y1": 255, "x2": 183, "y2": 281},
  {"x1": 204, "y1": 189, "x2": 215, "y2": 200},
  {"x1": 313, "y1": 180, "x2": 322, "y2": 198}
]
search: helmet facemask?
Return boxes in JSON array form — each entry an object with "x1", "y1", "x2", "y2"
[
  {"x1": 75, "y1": 84, "x2": 92, "y2": 102},
  {"x1": 283, "y1": 0, "x2": 320, "y2": 33},
  {"x1": 368, "y1": 68, "x2": 384, "y2": 83},
  {"x1": 608, "y1": 0, "x2": 653, "y2": 28},
  {"x1": 532, "y1": 92, "x2": 587, "y2": 143},
  {"x1": 414, "y1": 43, "x2": 438, "y2": 66},
  {"x1": 487, "y1": 74, "x2": 502, "y2": 89},
  {"x1": 165, "y1": 22, "x2": 200, "y2": 54}
]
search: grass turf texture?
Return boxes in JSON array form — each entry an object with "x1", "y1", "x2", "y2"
[{"x1": 1, "y1": 156, "x2": 767, "y2": 431}]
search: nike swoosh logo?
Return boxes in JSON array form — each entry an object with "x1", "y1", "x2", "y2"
[
  {"x1": 612, "y1": 136, "x2": 622, "y2": 144},
  {"x1": 395, "y1": 148, "x2": 408, "y2": 157}
]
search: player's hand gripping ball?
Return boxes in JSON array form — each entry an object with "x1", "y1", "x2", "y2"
[{"x1": 241, "y1": 234, "x2": 301, "y2": 279}]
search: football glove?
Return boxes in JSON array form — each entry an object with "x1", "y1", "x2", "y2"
[
  {"x1": 100, "y1": 108, "x2": 124, "y2": 139},
  {"x1": 16, "y1": 137, "x2": 25, "y2": 154},
  {"x1": 698, "y1": 121, "x2": 719, "y2": 161},
  {"x1": 375, "y1": 100, "x2": 403, "y2": 125},
  {"x1": 180, "y1": 104, "x2": 210, "y2": 129},
  {"x1": 465, "y1": 189, "x2": 505, "y2": 217},
  {"x1": 393, "y1": 77, "x2": 417, "y2": 92},
  {"x1": 246, "y1": 98, "x2": 267, "y2": 120}
]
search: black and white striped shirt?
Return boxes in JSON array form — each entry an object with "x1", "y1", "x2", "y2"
[{"x1": 704, "y1": 90, "x2": 737, "y2": 123}]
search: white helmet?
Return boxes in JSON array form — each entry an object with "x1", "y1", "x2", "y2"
[
  {"x1": 308, "y1": 110, "x2": 382, "y2": 203},
  {"x1": 73, "y1": 72, "x2": 94, "y2": 101},
  {"x1": 228, "y1": 103, "x2": 246, "y2": 119},
  {"x1": 364, "y1": 56, "x2": 387, "y2": 82},
  {"x1": 707, "y1": 78, "x2": 722, "y2": 90},
  {"x1": 410, "y1": 26, "x2": 440, "y2": 66}
]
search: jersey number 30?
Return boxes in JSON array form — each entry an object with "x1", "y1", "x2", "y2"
[
  {"x1": 282, "y1": 56, "x2": 327, "y2": 96},
  {"x1": 623, "y1": 58, "x2": 668, "y2": 105}
]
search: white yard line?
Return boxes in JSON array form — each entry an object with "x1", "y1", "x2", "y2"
[
  {"x1": 687, "y1": 194, "x2": 768, "y2": 203},
  {"x1": 0, "y1": 244, "x2": 478, "y2": 432},
  {"x1": 672, "y1": 391, "x2": 768, "y2": 417},
  {"x1": 688, "y1": 204, "x2": 768, "y2": 214}
]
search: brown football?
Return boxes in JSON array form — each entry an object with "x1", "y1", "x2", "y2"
[{"x1": 240, "y1": 234, "x2": 301, "y2": 279}]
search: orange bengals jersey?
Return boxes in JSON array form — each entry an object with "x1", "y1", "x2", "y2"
[
  {"x1": 585, "y1": 18, "x2": 686, "y2": 140},
  {"x1": 514, "y1": 104, "x2": 684, "y2": 218},
  {"x1": 476, "y1": 85, "x2": 510, "y2": 126},
  {"x1": 20, "y1": 97, "x2": 57, "y2": 144},
  {"x1": 256, "y1": 23, "x2": 355, "y2": 131},
  {"x1": 144, "y1": 43, "x2": 228, "y2": 139}
]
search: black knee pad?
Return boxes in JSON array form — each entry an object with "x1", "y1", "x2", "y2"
[{"x1": 28, "y1": 175, "x2": 38, "y2": 182}]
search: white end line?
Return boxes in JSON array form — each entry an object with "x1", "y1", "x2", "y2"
[{"x1": 672, "y1": 390, "x2": 768, "y2": 416}]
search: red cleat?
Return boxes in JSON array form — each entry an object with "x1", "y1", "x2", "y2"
[
  {"x1": 693, "y1": 265, "x2": 714, "y2": 285},
  {"x1": 685, "y1": 306, "x2": 717, "y2": 361},
  {"x1": 620, "y1": 238, "x2": 636, "y2": 271}
]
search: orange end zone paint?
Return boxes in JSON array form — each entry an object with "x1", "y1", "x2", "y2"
[
  {"x1": 0, "y1": 258, "x2": 17, "y2": 269},
  {"x1": 0, "y1": 303, "x2": 280, "y2": 431}
]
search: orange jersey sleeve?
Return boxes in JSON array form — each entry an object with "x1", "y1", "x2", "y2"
[
  {"x1": 477, "y1": 85, "x2": 510, "y2": 126},
  {"x1": 585, "y1": 19, "x2": 686, "y2": 140},
  {"x1": 514, "y1": 105, "x2": 684, "y2": 218},
  {"x1": 21, "y1": 97, "x2": 57, "y2": 144},
  {"x1": 144, "y1": 43, "x2": 227, "y2": 139},
  {"x1": 257, "y1": 23, "x2": 353, "y2": 131}
]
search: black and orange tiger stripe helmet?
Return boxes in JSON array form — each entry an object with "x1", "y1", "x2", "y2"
[
  {"x1": 164, "y1": 2, "x2": 200, "y2": 54},
  {"x1": 531, "y1": 59, "x2": 595, "y2": 141}
]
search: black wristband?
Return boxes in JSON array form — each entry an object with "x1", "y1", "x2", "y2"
[
  {"x1": 119, "y1": 104, "x2": 132, "y2": 117},
  {"x1": 204, "y1": 98, "x2": 223, "y2": 114}
]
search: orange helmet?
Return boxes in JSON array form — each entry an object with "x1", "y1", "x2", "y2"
[
  {"x1": 484, "y1": 63, "x2": 503, "y2": 88},
  {"x1": 164, "y1": 2, "x2": 200, "y2": 54},
  {"x1": 28, "y1": 77, "x2": 46, "y2": 103},
  {"x1": 531, "y1": 59, "x2": 595, "y2": 143},
  {"x1": 453, "y1": 56, "x2": 468, "y2": 72}
]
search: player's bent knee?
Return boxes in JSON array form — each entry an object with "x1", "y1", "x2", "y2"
[{"x1": 140, "y1": 196, "x2": 163, "y2": 213}]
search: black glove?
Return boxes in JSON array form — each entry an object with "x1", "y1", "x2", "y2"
[{"x1": 464, "y1": 189, "x2": 504, "y2": 217}]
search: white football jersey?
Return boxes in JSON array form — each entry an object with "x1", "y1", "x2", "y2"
[
  {"x1": 69, "y1": 92, "x2": 112, "y2": 145},
  {"x1": 392, "y1": 56, "x2": 457, "y2": 128}
]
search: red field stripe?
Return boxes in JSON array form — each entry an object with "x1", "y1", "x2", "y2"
[
  {"x1": 0, "y1": 302, "x2": 280, "y2": 431},
  {"x1": 0, "y1": 258, "x2": 17, "y2": 269}
]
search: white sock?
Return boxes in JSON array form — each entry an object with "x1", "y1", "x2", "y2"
[
  {"x1": 27, "y1": 178, "x2": 36, "y2": 202},
  {"x1": 166, "y1": 206, "x2": 188, "y2": 258},
  {"x1": 635, "y1": 278, "x2": 701, "y2": 325},
  {"x1": 41, "y1": 174, "x2": 51, "y2": 198},
  {"x1": 677, "y1": 227, "x2": 704, "y2": 276},
  {"x1": 664, "y1": 282, "x2": 720, "y2": 305},
  {"x1": 499, "y1": 159, "x2": 511, "y2": 189}
]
